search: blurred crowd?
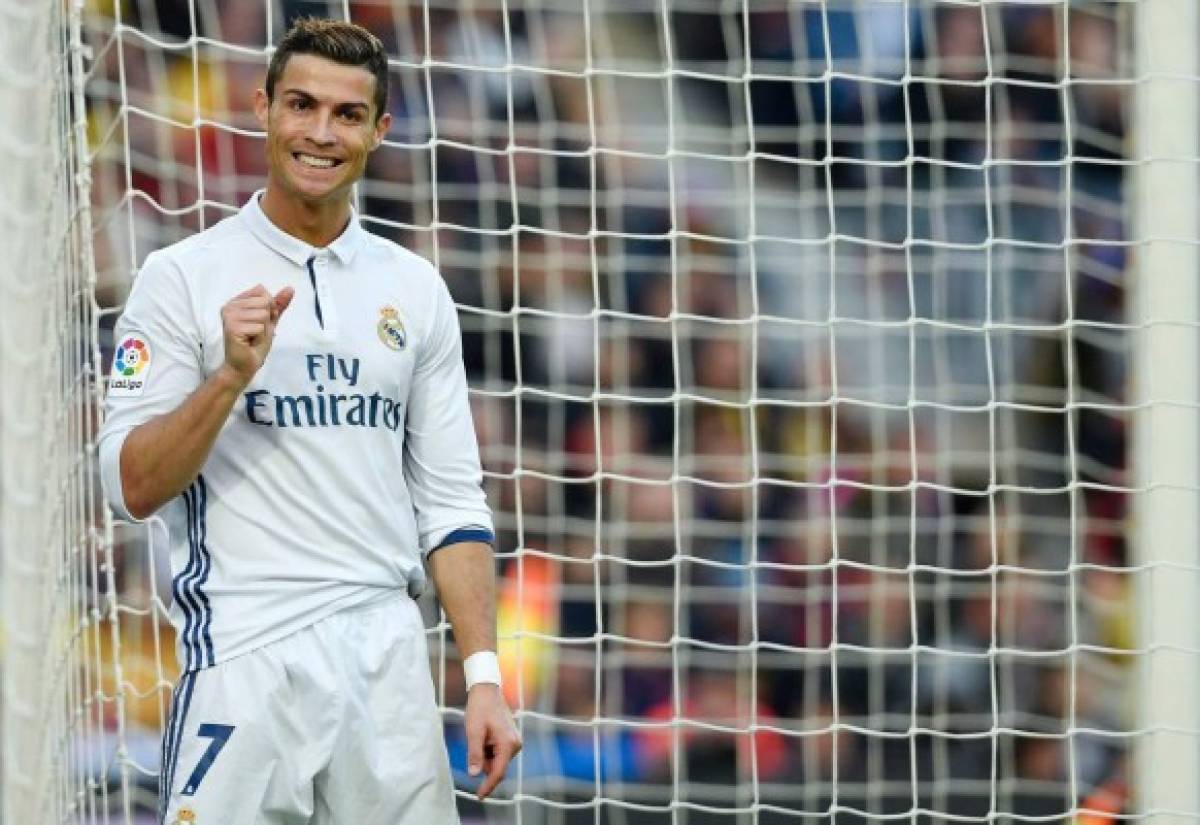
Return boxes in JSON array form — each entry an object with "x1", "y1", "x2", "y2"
[{"x1": 84, "y1": 1, "x2": 1138, "y2": 822}]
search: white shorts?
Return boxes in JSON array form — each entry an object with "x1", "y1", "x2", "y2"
[{"x1": 159, "y1": 593, "x2": 457, "y2": 824}]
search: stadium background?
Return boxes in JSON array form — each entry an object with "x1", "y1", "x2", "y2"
[{"x1": 76, "y1": 1, "x2": 1135, "y2": 822}]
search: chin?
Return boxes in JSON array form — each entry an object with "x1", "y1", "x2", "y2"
[{"x1": 287, "y1": 177, "x2": 348, "y2": 204}]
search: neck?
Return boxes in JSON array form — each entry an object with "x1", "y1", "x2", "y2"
[{"x1": 259, "y1": 181, "x2": 352, "y2": 248}]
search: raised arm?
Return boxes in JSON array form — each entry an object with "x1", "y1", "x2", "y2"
[
  {"x1": 101, "y1": 261, "x2": 293, "y2": 520},
  {"x1": 120, "y1": 284, "x2": 294, "y2": 517}
]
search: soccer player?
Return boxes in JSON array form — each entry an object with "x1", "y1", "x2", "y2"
[{"x1": 97, "y1": 18, "x2": 520, "y2": 823}]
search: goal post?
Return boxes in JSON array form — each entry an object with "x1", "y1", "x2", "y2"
[
  {"x1": 1133, "y1": 0, "x2": 1200, "y2": 820},
  {"x1": 1, "y1": 0, "x2": 137, "y2": 820},
  {"x1": 0, "y1": 0, "x2": 72, "y2": 819}
]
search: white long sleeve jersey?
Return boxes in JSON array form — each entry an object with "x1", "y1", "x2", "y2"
[{"x1": 98, "y1": 193, "x2": 494, "y2": 673}]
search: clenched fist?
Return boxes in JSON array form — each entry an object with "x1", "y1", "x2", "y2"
[{"x1": 221, "y1": 284, "x2": 294, "y2": 386}]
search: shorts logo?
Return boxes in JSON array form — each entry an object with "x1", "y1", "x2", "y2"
[
  {"x1": 109, "y1": 334, "x2": 152, "y2": 397},
  {"x1": 171, "y1": 808, "x2": 196, "y2": 824},
  {"x1": 377, "y1": 305, "x2": 407, "y2": 351}
]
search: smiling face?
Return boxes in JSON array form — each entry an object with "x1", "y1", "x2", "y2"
[{"x1": 254, "y1": 53, "x2": 391, "y2": 207}]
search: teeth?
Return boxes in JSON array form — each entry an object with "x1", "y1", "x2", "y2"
[{"x1": 297, "y1": 154, "x2": 335, "y2": 168}]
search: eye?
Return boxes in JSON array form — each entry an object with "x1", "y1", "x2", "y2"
[
  {"x1": 288, "y1": 98, "x2": 310, "y2": 111},
  {"x1": 339, "y1": 109, "x2": 365, "y2": 124}
]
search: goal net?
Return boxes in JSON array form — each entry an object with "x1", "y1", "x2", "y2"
[{"x1": 3, "y1": 0, "x2": 1198, "y2": 823}]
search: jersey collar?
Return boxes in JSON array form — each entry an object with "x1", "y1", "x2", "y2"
[{"x1": 241, "y1": 190, "x2": 367, "y2": 267}]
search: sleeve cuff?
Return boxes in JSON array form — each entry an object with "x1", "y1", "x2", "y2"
[
  {"x1": 429, "y1": 526, "x2": 495, "y2": 556},
  {"x1": 98, "y1": 428, "x2": 141, "y2": 523}
]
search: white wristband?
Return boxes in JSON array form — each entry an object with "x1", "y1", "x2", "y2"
[{"x1": 463, "y1": 651, "x2": 502, "y2": 690}]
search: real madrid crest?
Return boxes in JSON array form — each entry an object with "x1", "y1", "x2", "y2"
[
  {"x1": 377, "y1": 305, "x2": 407, "y2": 351},
  {"x1": 171, "y1": 808, "x2": 197, "y2": 824}
]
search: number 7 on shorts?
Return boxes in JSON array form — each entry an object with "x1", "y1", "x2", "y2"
[{"x1": 181, "y1": 723, "x2": 235, "y2": 796}]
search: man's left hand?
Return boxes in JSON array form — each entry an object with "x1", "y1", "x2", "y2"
[{"x1": 464, "y1": 683, "x2": 521, "y2": 799}]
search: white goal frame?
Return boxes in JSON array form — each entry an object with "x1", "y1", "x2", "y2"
[{"x1": 1134, "y1": 1, "x2": 1200, "y2": 821}]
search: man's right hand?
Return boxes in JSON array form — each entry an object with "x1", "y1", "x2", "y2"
[
  {"x1": 118, "y1": 283, "x2": 294, "y2": 519},
  {"x1": 220, "y1": 285, "x2": 294, "y2": 386}
]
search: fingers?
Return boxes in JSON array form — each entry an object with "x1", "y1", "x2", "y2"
[
  {"x1": 223, "y1": 295, "x2": 272, "y2": 325},
  {"x1": 224, "y1": 306, "x2": 271, "y2": 325},
  {"x1": 273, "y1": 287, "x2": 295, "y2": 319},
  {"x1": 223, "y1": 284, "x2": 293, "y2": 329},
  {"x1": 464, "y1": 688, "x2": 521, "y2": 800},
  {"x1": 225, "y1": 321, "x2": 268, "y2": 343},
  {"x1": 475, "y1": 735, "x2": 519, "y2": 800},
  {"x1": 226, "y1": 285, "x2": 290, "y2": 316},
  {"x1": 231, "y1": 284, "x2": 271, "y2": 301},
  {"x1": 473, "y1": 716, "x2": 522, "y2": 800},
  {"x1": 220, "y1": 283, "x2": 290, "y2": 381},
  {"x1": 222, "y1": 307, "x2": 271, "y2": 343},
  {"x1": 465, "y1": 714, "x2": 486, "y2": 780}
]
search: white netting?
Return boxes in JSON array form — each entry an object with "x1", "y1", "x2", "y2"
[
  {"x1": 0, "y1": 0, "x2": 135, "y2": 822},
  {"x1": 5, "y1": 0, "x2": 1200, "y2": 823}
]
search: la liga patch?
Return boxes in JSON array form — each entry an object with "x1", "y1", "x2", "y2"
[{"x1": 108, "y1": 334, "x2": 153, "y2": 397}]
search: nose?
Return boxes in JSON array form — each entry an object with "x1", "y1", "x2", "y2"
[{"x1": 307, "y1": 110, "x2": 336, "y2": 147}]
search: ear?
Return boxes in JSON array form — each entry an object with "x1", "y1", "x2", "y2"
[
  {"x1": 371, "y1": 112, "x2": 392, "y2": 151},
  {"x1": 253, "y1": 88, "x2": 270, "y2": 130}
]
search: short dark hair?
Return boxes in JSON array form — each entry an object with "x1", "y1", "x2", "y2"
[{"x1": 266, "y1": 18, "x2": 389, "y2": 121}]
